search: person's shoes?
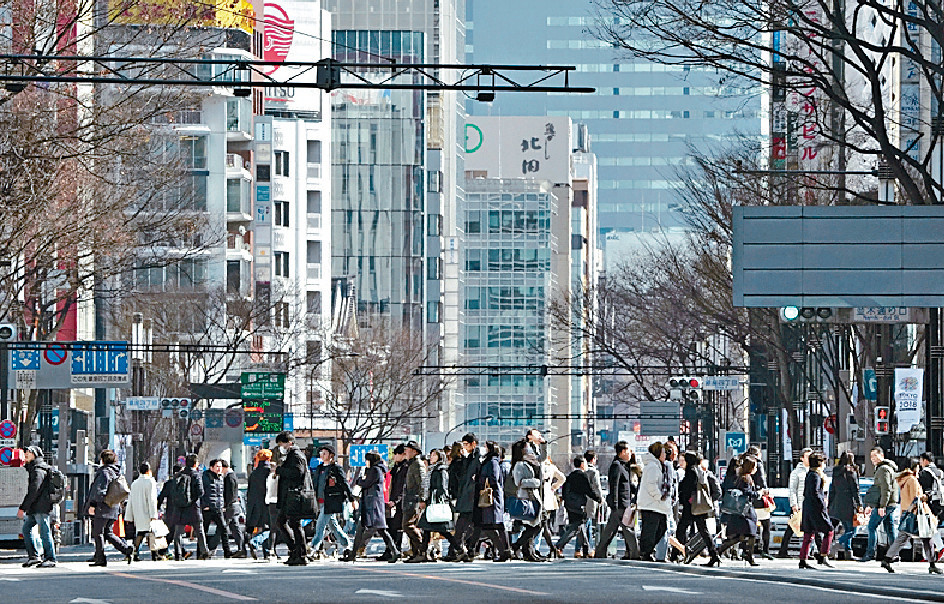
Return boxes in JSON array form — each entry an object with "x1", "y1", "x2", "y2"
[
  {"x1": 377, "y1": 551, "x2": 393, "y2": 562},
  {"x1": 286, "y1": 558, "x2": 307, "y2": 567},
  {"x1": 881, "y1": 558, "x2": 895, "y2": 573},
  {"x1": 776, "y1": 552, "x2": 790, "y2": 559},
  {"x1": 183, "y1": 551, "x2": 193, "y2": 560},
  {"x1": 248, "y1": 548, "x2": 257, "y2": 561},
  {"x1": 574, "y1": 551, "x2": 583, "y2": 559},
  {"x1": 387, "y1": 551, "x2": 401, "y2": 564},
  {"x1": 38, "y1": 560, "x2": 56, "y2": 568},
  {"x1": 745, "y1": 556, "x2": 760, "y2": 567},
  {"x1": 762, "y1": 553, "x2": 774, "y2": 560},
  {"x1": 640, "y1": 553, "x2": 655, "y2": 562},
  {"x1": 197, "y1": 554, "x2": 211, "y2": 561},
  {"x1": 460, "y1": 553, "x2": 474, "y2": 563},
  {"x1": 405, "y1": 554, "x2": 428, "y2": 563},
  {"x1": 816, "y1": 556, "x2": 834, "y2": 568},
  {"x1": 22, "y1": 559, "x2": 40, "y2": 568},
  {"x1": 857, "y1": 555, "x2": 874, "y2": 563},
  {"x1": 799, "y1": 560, "x2": 815, "y2": 570},
  {"x1": 125, "y1": 552, "x2": 133, "y2": 564},
  {"x1": 930, "y1": 564, "x2": 943, "y2": 575},
  {"x1": 228, "y1": 551, "x2": 247, "y2": 559},
  {"x1": 89, "y1": 559, "x2": 107, "y2": 567},
  {"x1": 701, "y1": 556, "x2": 720, "y2": 567},
  {"x1": 340, "y1": 551, "x2": 356, "y2": 563},
  {"x1": 132, "y1": 554, "x2": 141, "y2": 562}
]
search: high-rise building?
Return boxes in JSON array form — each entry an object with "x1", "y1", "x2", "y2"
[
  {"x1": 466, "y1": 0, "x2": 761, "y2": 245},
  {"x1": 460, "y1": 116, "x2": 597, "y2": 461}
]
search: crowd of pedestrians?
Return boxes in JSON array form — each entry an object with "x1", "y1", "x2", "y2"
[{"x1": 14, "y1": 432, "x2": 944, "y2": 575}]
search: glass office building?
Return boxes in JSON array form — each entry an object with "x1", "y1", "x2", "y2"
[{"x1": 466, "y1": 0, "x2": 761, "y2": 237}]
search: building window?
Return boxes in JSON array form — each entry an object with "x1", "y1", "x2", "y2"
[
  {"x1": 179, "y1": 135, "x2": 207, "y2": 169},
  {"x1": 274, "y1": 151, "x2": 290, "y2": 176},
  {"x1": 274, "y1": 252, "x2": 290, "y2": 277},
  {"x1": 274, "y1": 200, "x2": 290, "y2": 227},
  {"x1": 427, "y1": 214, "x2": 442, "y2": 237},
  {"x1": 274, "y1": 302, "x2": 290, "y2": 328}
]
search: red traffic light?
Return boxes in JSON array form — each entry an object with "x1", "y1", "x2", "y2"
[
  {"x1": 689, "y1": 378, "x2": 700, "y2": 388},
  {"x1": 876, "y1": 408, "x2": 889, "y2": 419}
]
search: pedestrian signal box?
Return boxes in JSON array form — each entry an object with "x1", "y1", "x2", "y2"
[{"x1": 874, "y1": 406, "x2": 890, "y2": 435}]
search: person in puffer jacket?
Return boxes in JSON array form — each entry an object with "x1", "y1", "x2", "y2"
[{"x1": 636, "y1": 442, "x2": 672, "y2": 561}]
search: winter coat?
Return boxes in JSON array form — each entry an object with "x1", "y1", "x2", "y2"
[
  {"x1": 124, "y1": 475, "x2": 158, "y2": 527},
  {"x1": 175, "y1": 466, "x2": 206, "y2": 527},
  {"x1": 201, "y1": 470, "x2": 225, "y2": 511},
  {"x1": 474, "y1": 454, "x2": 504, "y2": 526},
  {"x1": 87, "y1": 463, "x2": 123, "y2": 520},
  {"x1": 223, "y1": 471, "x2": 240, "y2": 510},
  {"x1": 276, "y1": 446, "x2": 309, "y2": 508},
  {"x1": 606, "y1": 459, "x2": 633, "y2": 510},
  {"x1": 157, "y1": 479, "x2": 178, "y2": 527},
  {"x1": 788, "y1": 462, "x2": 809, "y2": 510},
  {"x1": 419, "y1": 462, "x2": 455, "y2": 532},
  {"x1": 357, "y1": 463, "x2": 388, "y2": 529},
  {"x1": 874, "y1": 459, "x2": 900, "y2": 508},
  {"x1": 20, "y1": 459, "x2": 53, "y2": 515},
  {"x1": 897, "y1": 469, "x2": 922, "y2": 510},
  {"x1": 513, "y1": 460, "x2": 543, "y2": 526},
  {"x1": 320, "y1": 463, "x2": 354, "y2": 515},
  {"x1": 828, "y1": 465, "x2": 860, "y2": 532},
  {"x1": 454, "y1": 454, "x2": 481, "y2": 515},
  {"x1": 636, "y1": 453, "x2": 673, "y2": 517},
  {"x1": 540, "y1": 460, "x2": 566, "y2": 512},
  {"x1": 724, "y1": 476, "x2": 759, "y2": 538},
  {"x1": 388, "y1": 459, "x2": 409, "y2": 505},
  {"x1": 246, "y1": 461, "x2": 271, "y2": 529},
  {"x1": 801, "y1": 470, "x2": 832, "y2": 534},
  {"x1": 562, "y1": 468, "x2": 601, "y2": 515},
  {"x1": 403, "y1": 456, "x2": 429, "y2": 510},
  {"x1": 585, "y1": 464, "x2": 603, "y2": 518},
  {"x1": 678, "y1": 467, "x2": 698, "y2": 517}
]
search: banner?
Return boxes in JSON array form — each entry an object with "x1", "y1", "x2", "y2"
[{"x1": 894, "y1": 368, "x2": 924, "y2": 434}]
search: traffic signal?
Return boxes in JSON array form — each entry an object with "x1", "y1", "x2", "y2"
[
  {"x1": 667, "y1": 377, "x2": 701, "y2": 403},
  {"x1": 780, "y1": 306, "x2": 833, "y2": 323},
  {"x1": 161, "y1": 398, "x2": 192, "y2": 418},
  {"x1": 874, "y1": 406, "x2": 890, "y2": 435}
]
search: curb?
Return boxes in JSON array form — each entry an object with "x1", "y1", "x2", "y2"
[{"x1": 584, "y1": 557, "x2": 944, "y2": 602}]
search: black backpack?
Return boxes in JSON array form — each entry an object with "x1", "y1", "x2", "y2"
[
  {"x1": 170, "y1": 472, "x2": 194, "y2": 508},
  {"x1": 45, "y1": 466, "x2": 66, "y2": 504}
]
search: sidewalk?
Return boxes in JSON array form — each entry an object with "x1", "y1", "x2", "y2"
[{"x1": 587, "y1": 555, "x2": 944, "y2": 601}]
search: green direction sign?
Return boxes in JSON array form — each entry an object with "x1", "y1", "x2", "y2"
[{"x1": 240, "y1": 372, "x2": 285, "y2": 400}]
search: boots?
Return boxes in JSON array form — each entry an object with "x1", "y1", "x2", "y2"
[
  {"x1": 799, "y1": 559, "x2": 815, "y2": 569},
  {"x1": 744, "y1": 539, "x2": 759, "y2": 567},
  {"x1": 930, "y1": 562, "x2": 943, "y2": 575},
  {"x1": 881, "y1": 557, "x2": 895, "y2": 573}
]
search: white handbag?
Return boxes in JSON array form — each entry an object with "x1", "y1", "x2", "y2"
[
  {"x1": 149, "y1": 519, "x2": 169, "y2": 538},
  {"x1": 424, "y1": 502, "x2": 453, "y2": 523},
  {"x1": 918, "y1": 510, "x2": 937, "y2": 539}
]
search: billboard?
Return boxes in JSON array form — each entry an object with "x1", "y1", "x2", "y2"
[
  {"x1": 262, "y1": 1, "x2": 329, "y2": 114},
  {"x1": 732, "y1": 206, "x2": 944, "y2": 307},
  {"x1": 108, "y1": 0, "x2": 254, "y2": 34},
  {"x1": 463, "y1": 117, "x2": 573, "y2": 182}
]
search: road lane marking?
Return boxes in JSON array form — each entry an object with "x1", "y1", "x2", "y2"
[
  {"x1": 355, "y1": 588, "x2": 404, "y2": 598},
  {"x1": 359, "y1": 567, "x2": 549, "y2": 596},
  {"x1": 108, "y1": 571, "x2": 256, "y2": 601},
  {"x1": 642, "y1": 585, "x2": 701, "y2": 594}
]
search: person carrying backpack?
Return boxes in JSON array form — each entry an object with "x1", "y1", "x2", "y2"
[
  {"x1": 171, "y1": 454, "x2": 209, "y2": 561},
  {"x1": 18, "y1": 446, "x2": 58, "y2": 568},
  {"x1": 86, "y1": 449, "x2": 133, "y2": 567}
]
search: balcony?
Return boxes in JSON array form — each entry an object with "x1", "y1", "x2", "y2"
[
  {"x1": 306, "y1": 263, "x2": 322, "y2": 282},
  {"x1": 307, "y1": 213, "x2": 321, "y2": 230},
  {"x1": 226, "y1": 98, "x2": 252, "y2": 142},
  {"x1": 306, "y1": 162, "x2": 322, "y2": 181},
  {"x1": 226, "y1": 178, "x2": 252, "y2": 222}
]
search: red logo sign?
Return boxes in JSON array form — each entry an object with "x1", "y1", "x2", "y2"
[{"x1": 263, "y1": 3, "x2": 294, "y2": 75}]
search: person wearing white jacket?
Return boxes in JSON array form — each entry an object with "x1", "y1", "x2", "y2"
[
  {"x1": 777, "y1": 447, "x2": 812, "y2": 558},
  {"x1": 636, "y1": 442, "x2": 671, "y2": 561},
  {"x1": 125, "y1": 462, "x2": 159, "y2": 561}
]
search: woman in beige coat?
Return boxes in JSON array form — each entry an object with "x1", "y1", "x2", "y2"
[
  {"x1": 540, "y1": 457, "x2": 566, "y2": 557},
  {"x1": 125, "y1": 462, "x2": 159, "y2": 561}
]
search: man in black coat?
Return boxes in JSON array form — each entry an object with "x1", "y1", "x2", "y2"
[
  {"x1": 172, "y1": 455, "x2": 209, "y2": 560},
  {"x1": 202, "y1": 459, "x2": 235, "y2": 558},
  {"x1": 275, "y1": 431, "x2": 310, "y2": 566},
  {"x1": 383, "y1": 444, "x2": 408, "y2": 560},
  {"x1": 448, "y1": 433, "x2": 481, "y2": 562},
  {"x1": 221, "y1": 460, "x2": 247, "y2": 557},
  {"x1": 594, "y1": 441, "x2": 640, "y2": 559},
  {"x1": 556, "y1": 457, "x2": 602, "y2": 557},
  {"x1": 19, "y1": 446, "x2": 57, "y2": 567}
]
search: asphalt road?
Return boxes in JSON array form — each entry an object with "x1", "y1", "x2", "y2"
[{"x1": 1, "y1": 555, "x2": 939, "y2": 604}]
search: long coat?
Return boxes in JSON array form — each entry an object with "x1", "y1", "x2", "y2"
[
  {"x1": 357, "y1": 463, "x2": 388, "y2": 529},
  {"x1": 124, "y1": 475, "x2": 158, "y2": 527},
  {"x1": 276, "y1": 446, "x2": 308, "y2": 508},
  {"x1": 474, "y1": 454, "x2": 504, "y2": 527},
  {"x1": 724, "y1": 476, "x2": 759, "y2": 538},
  {"x1": 828, "y1": 465, "x2": 860, "y2": 533},
  {"x1": 87, "y1": 463, "x2": 123, "y2": 520},
  {"x1": 175, "y1": 466, "x2": 206, "y2": 527},
  {"x1": 801, "y1": 470, "x2": 832, "y2": 534},
  {"x1": 246, "y1": 461, "x2": 271, "y2": 530},
  {"x1": 454, "y1": 454, "x2": 481, "y2": 515},
  {"x1": 419, "y1": 463, "x2": 454, "y2": 532}
]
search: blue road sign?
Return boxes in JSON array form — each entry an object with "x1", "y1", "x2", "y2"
[
  {"x1": 348, "y1": 443, "x2": 389, "y2": 467},
  {"x1": 11, "y1": 346, "x2": 40, "y2": 370},
  {"x1": 72, "y1": 341, "x2": 128, "y2": 375},
  {"x1": 243, "y1": 434, "x2": 268, "y2": 447},
  {"x1": 725, "y1": 431, "x2": 747, "y2": 455}
]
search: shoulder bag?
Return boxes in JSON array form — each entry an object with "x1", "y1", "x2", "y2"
[
  {"x1": 424, "y1": 501, "x2": 453, "y2": 524},
  {"x1": 719, "y1": 489, "x2": 752, "y2": 517},
  {"x1": 478, "y1": 483, "x2": 494, "y2": 508},
  {"x1": 104, "y1": 474, "x2": 131, "y2": 507},
  {"x1": 690, "y1": 481, "x2": 714, "y2": 516}
]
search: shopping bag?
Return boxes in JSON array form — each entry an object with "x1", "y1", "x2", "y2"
[
  {"x1": 787, "y1": 510, "x2": 803, "y2": 536},
  {"x1": 621, "y1": 506, "x2": 636, "y2": 527},
  {"x1": 148, "y1": 533, "x2": 168, "y2": 551},
  {"x1": 149, "y1": 519, "x2": 170, "y2": 538},
  {"x1": 424, "y1": 501, "x2": 453, "y2": 524},
  {"x1": 918, "y1": 510, "x2": 937, "y2": 539},
  {"x1": 113, "y1": 516, "x2": 125, "y2": 539}
]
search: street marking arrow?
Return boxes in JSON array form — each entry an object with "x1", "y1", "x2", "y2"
[
  {"x1": 641, "y1": 586, "x2": 702, "y2": 595},
  {"x1": 355, "y1": 589, "x2": 404, "y2": 598}
]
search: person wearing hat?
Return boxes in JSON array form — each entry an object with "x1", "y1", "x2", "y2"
[
  {"x1": 19, "y1": 446, "x2": 57, "y2": 568},
  {"x1": 401, "y1": 440, "x2": 429, "y2": 562},
  {"x1": 309, "y1": 445, "x2": 354, "y2": 558},
  {"x1": 383, "y1": 444, "x2": 409, "y2": 560}
]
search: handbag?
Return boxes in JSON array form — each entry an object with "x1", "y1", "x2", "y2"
[
  {"x1": 104, "y1": 475, "x2": 131, "y2": 507},
  {"x1": 148, "y1": 533, "x2": 168, "y2": 552},
  {"x1": 478, "y1": 484, "x2": 494, "y2": 508},
  {"x1": 621, "y1": 506, "x2": 636, "y2": 527},
  {"x1": 853, "y1": 511, "x2": 868, "y2": 527},
  {"x1": 508, "y1": 497, "x2": 537, "y2": 520},
  {"x1": 719, "y1": 490, "x2": 752, "y2": 517},
  {"x1": 284, "y1": 487, "x2": 317, "y2": 518},
  {"x1": 519, "y1": 477, "x2": 541, "y2": 490},
  {"x1": 918, "y1": 509, "x2": 937, "y2": 539},
  {"x1": 424, "y1": 501, "x2": 453, "y2": 524},
  {"x1": 690, "y1": 481, "x2": 714, "y2": 516}
]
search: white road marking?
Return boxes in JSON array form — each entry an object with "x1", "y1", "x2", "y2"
[
  {"x1": 641, "y1": 585, "x2": 701, "y2": 594},
  {"x1": 355, "y1": 588, "x2": 404, "y2": 598}
]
